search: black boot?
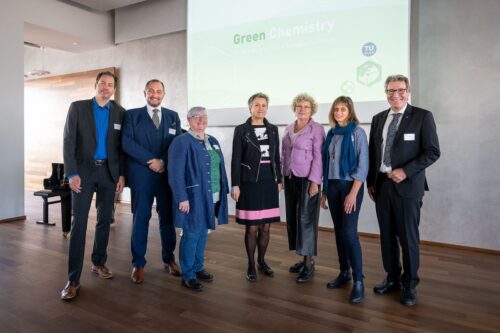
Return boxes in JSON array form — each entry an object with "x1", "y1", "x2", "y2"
[
  {"x1": 349, "y1": 281, "x2": 365, "y2": 303},
  {"x1": 326, "y1": 271, "x2": 352, "y2": 289},
  {"x1": 296, "y1": 264, "x2": 315, "y2": 283}
]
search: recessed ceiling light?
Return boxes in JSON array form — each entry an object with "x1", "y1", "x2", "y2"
[{"x1": 72, "y1": 42, "x2": 79, "y2": 46}]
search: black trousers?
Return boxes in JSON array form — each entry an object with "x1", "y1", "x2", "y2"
[
  {"x1": 68, "y1": 164, "x2": 116, "y2": 282},
  {"x1": 375, "y1": 175, "x2": 422, "y2": 289},
  {"x1": 326, "y1": 179, "x2": 364, "y2": 282},
  {"x1": 284, "y1": 175, "x2": 320, "y2": 256}
]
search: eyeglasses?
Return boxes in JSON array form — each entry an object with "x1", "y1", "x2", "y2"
[
  {"x1": 190, "y1": 115, "x2": 208, "y2": 120},
  {"x1": 385, "y1": 88, "x2": 408, "y2": 95},
  {"x1": 295, "y1": 106, "x2": 311, "y2": 110}
]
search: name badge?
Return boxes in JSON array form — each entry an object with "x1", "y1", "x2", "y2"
[
  {"x1": 213, "y1": 145, "x2": 220, "y2": 150},
  {"x1": 404, "y1": 133, "x2": 415, "y2": 141},
  {"x1": 169, "y1": 128, "x2": 176, "y2": 135},
  {"x1": 114, "y1": 123, "x2": 121, "y2": 130}
]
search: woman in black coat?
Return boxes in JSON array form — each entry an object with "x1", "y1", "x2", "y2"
[{"x1": 231, "y1": 92, "x2": 282, "y2": 282}]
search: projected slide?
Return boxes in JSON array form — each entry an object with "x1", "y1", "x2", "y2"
[{"x1": 188, "y1": 0, "x2": 409, "y2": 124}]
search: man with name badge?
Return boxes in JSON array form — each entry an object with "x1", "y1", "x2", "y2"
[
  {"x1": 122, "y1": 79, "x2": 182, "y2": 284},
  {"x1": 61, "y1": 71, "x2": 126, "y2": 300},
  {"x1": 367, "y1": 74, "x2": 440, "y2": 306}
]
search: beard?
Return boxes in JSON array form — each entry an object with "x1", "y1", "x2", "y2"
[{"x1": 147, "y1": 98, "x2": 162, "y2": 107}]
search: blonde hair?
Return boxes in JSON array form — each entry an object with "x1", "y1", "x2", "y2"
[{"x1": 291, "y1": 93, "x2": 318, "y2": 115}]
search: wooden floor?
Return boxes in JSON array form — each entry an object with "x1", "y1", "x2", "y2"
[{"x1": 1, "y1": 193, "x2": 499, "y2": 333}]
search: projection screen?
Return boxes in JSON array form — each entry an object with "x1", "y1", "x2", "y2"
[{"x1": 187, "y1": 0, "x2": 410, "y2": 125}]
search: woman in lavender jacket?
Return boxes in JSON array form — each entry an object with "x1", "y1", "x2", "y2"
[{"x1": 281, "y1": 93, "x2": 325, "y2": 283}]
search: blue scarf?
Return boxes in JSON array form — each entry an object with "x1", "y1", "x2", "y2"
[{"x1": 332, "y1": 122, "x2": 357, "y2": 178}]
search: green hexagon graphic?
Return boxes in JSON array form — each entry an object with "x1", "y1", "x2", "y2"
[
  {"x1": 341, "y1": 81, "x2": 355, "y2": 94},
  {"x1": 357, "y1": 60, "x2": 382, "y2": 87}
]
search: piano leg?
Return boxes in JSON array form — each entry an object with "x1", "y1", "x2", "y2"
[{"x1": 36, "y1": 197, "x2": 56, "y2": 226}]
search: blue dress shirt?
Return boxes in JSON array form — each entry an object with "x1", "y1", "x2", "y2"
[{"x1": 93, "y1": 98, "x2": 110, "y2": 160}]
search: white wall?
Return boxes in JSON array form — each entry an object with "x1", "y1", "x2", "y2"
[
  {"x1": 411, "y1": 0, "x2": 500, "y2": 250},
  {"x1": 1, "y1": 1, "x2": 25, "y2": 220}
]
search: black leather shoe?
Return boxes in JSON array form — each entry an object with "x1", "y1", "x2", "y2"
[
  {"x1": 196, "y1": 270, "x2": 214, "y2": 282},
  {"x1": 373, "y1": 278, "x2": 401, "y2": 294},
  {"x1": 326, "y1": 271, "x2": 352, "y2": 289},
  {"x1": 350, "y1": 281, "x2": 365, "y2": 303},
  {"x1": 296, "y1": 265, "x2": 315, "y2": 283},
  {"x1": 400, "y1": 287, "x2": 417, "y2": 306},
  {"x1": 246, "y1": 266, "x2": 257, "y2": 282},
  {"x1": 257, "y1": 262, "x2": 274, "y2": 277},
  {"x1": 289, "y1": 261, "x2": 304, "y2": 273},
  {"x1": 182, "y1": 278, "x2": 203, "y2": 291}
]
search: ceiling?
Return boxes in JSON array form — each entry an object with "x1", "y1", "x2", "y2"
[
  {"x1": 24, "y1": 0, "x2": 151, "y2": 53},
  {"x1": 61, "y1": 0, "x2": 148, "y2": 12},
  {"x1": 24, "y1": 22, "x2": 114, "y2": 53}
]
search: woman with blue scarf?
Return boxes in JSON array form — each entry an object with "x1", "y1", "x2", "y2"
[{"x1": 321, "y1": 96, "x2": 369, "y2": 303}]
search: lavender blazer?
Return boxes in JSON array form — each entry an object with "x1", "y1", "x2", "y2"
[{"x1": 281, "y1": 118, "x2": 325, "y2": 185}]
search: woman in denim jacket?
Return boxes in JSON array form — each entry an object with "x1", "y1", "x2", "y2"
[{"x1": 321, "y1": 96, "x2": 369, "y2": 303}]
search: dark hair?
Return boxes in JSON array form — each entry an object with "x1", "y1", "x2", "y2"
[
  {"x1": 95, "y1": 71, "x2": 117, "y2": 87},
  {"x1": 328, "y1": 96, "x2": 360, "y2": 126},
  {"x1": 145, "y1": 79, "x2": 165, "y2": 91},
  {"x1": 247, "y1": 92, "x2": 269, "y2": 109}
]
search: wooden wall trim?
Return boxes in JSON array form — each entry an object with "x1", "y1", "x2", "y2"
[{"x1": 0, "y1": 216, "x2": 26, "y2": 223}]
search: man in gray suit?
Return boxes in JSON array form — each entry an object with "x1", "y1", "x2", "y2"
[{"x1": 61, "y1": 71, "x2": 126, "y2": 300}]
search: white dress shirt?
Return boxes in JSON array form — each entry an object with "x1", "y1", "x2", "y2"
[
  {"x1": 379, "y1": 104, "x2": 407, "y2": 173},
  {"x1": 146, "y1": 104, "x2": 162, "y2": 125}
]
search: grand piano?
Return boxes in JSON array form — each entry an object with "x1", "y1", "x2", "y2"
[{"x1": 33, "y1": 163, "x2": 72, "y2": 236}]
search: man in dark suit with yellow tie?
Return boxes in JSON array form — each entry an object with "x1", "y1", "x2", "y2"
[
  {"x1": 61, "y1": 71, "x2": 126, "y2": 300},
  {"x1": 122, "y1": 79, "x2": 181, "y2": 284},
  {"x1": 367, "y1": 74, "x2": 440, "y2": 306}
]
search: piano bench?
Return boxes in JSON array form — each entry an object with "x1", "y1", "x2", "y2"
[{"x1": 33, "y1": 190, "x2": 72, "y2": 236}]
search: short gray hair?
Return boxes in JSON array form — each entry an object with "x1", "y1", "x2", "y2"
[
  {"x1": 247, "y1": 92, "x2": 269, "y2": 109},
  {"x1": 385, "y1": 74, "x2": 411, "y2": 92},
  {"x1": 187, "y1": 106, "x2": 206, "y2": 118}
]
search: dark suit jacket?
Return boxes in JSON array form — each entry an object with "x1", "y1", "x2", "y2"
[
  {"x1": 121, "y1": 106, "x2": 181, "y2": 190},
  {"x1": 63, "y1": 99, "x2": 126, "y2": 183},
  {"x1": 367, "y1": 104, "x2": 440, "y2": 198}
]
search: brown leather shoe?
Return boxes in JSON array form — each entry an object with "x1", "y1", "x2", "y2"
[
  {"x1": 164, "y1": 261, "x2": 181, "y2": 276},
  {"x1": 60, "y1": 281, "x2": 80, "y2": 300},
  {"x1": 91, "y1": 265, "x2": 113, "y2": 279},
  {"x1": 131, "y1": 267, "x2": 144, "y2": 284}
]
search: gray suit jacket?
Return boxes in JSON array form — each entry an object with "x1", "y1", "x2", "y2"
[{"x1": 63, "y1": 99, "x2": 126, "y2": 183}]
